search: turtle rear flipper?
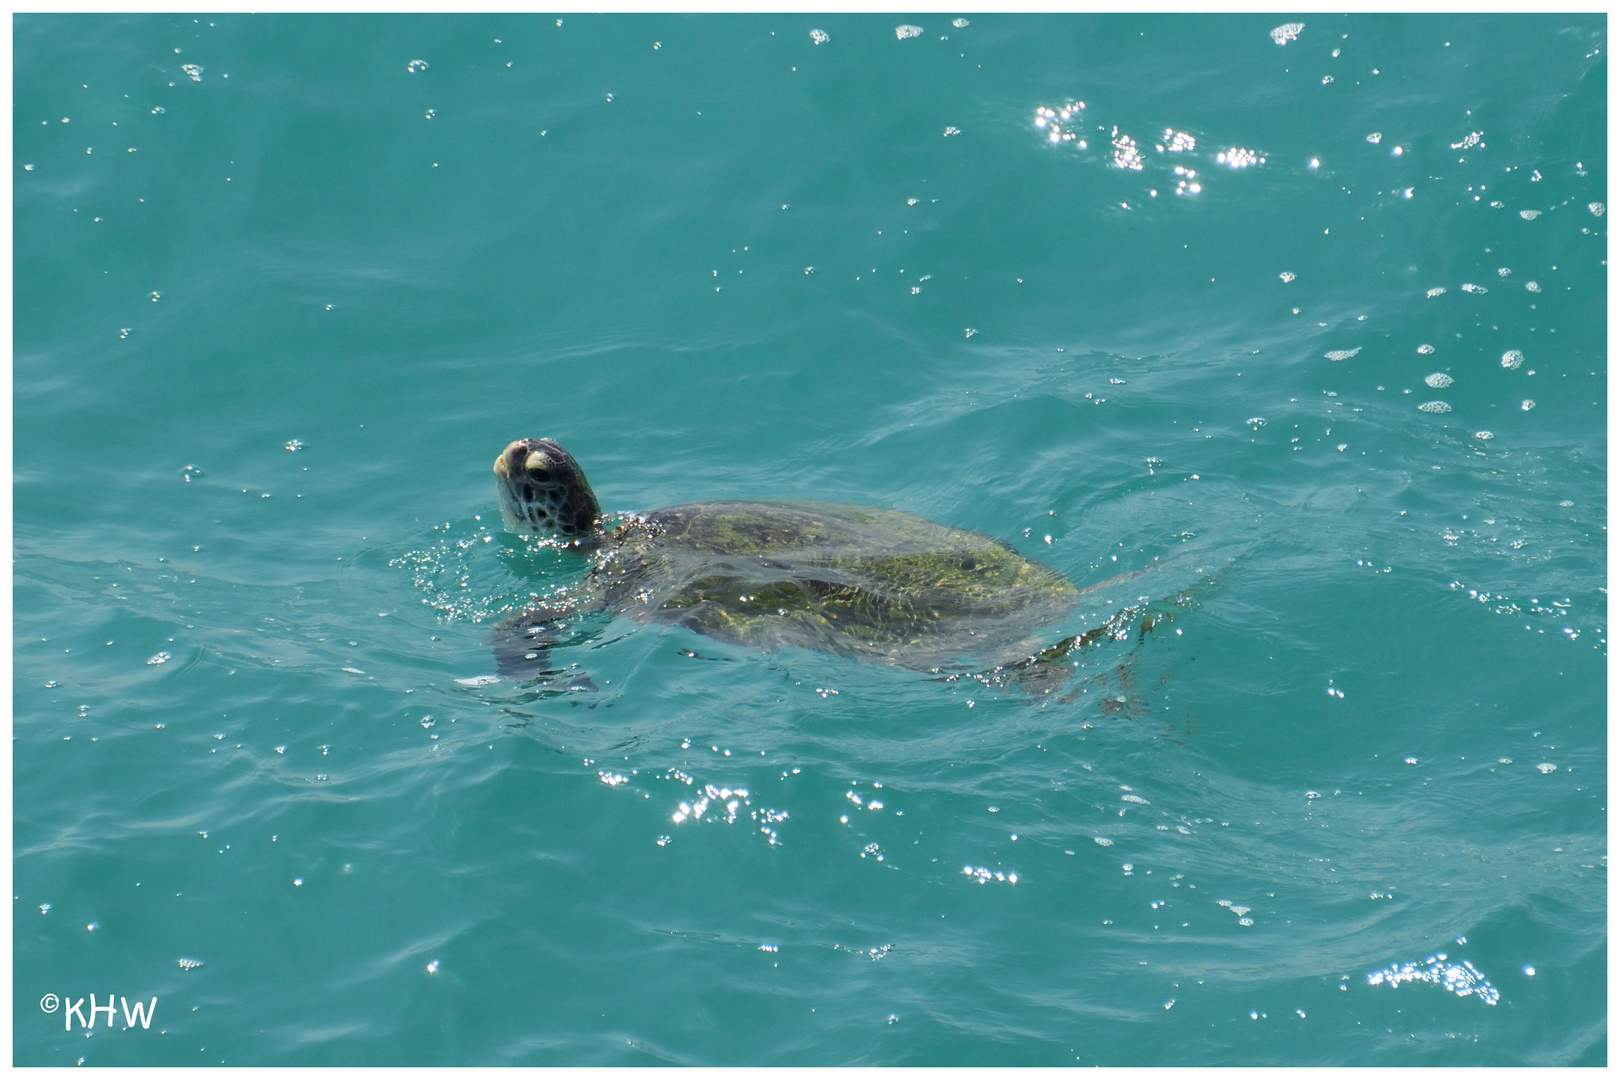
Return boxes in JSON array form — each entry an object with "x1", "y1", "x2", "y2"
[{"x1": 995, "y1": 564, "x2": 1231, "y2": 698}]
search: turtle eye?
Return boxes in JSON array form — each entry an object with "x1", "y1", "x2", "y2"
[{"x1": 528, "y1": 467, "x2": 552, "y2": 483}]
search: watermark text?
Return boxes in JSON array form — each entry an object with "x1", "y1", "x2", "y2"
[{"x1": 40, "y1": 993, "x2": 157, "y2": 1031}]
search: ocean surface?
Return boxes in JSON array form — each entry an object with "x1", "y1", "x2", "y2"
[{"x1": 13, "y1": 13, "x2": 1607, "y2": 1066}]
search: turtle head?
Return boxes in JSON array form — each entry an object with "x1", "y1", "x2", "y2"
[{"x1": 493, "y1": 438, "x2": 603, "y2": 539}]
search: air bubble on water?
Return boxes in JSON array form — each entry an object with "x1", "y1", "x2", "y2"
[
  {"x1": 1366, "y1": 132, "x2": 1382, "y2": 144},
  {"x1": 1324, "y1": 348, "x2": 1360, "y2": 361},
  {"x1": 1475, "y1": 431, "x2": 1494, "y2": 440},
  {"x1": 1270, "y1": 22, "x2": 1303, "y2": 45},
  {"x1": 1589, "y1": 202, "x2": 1605, "y2": 217},
  {"x1": 1094, "y1": 837, "x2": 1113, "y2": 846},
  {"x1": 1521, "y1": 399, "x2": 1536, "y2": 411},
  {"x1": 1417, "y1": 401, "x2": 1451, "y2": 413},
  {"x1": 147, "y1": 652, "x2": 171, "y2": 665},
  {"x1": 1426, "y1": 287, "x2": 1447, "y2": 297},
  {"x1": 1535, "y1": 763, "x2": 1556, "y2": 774},
  {"x1": 1279, "y1": 271, "x2": 1296, "y2": 283},
  {"x1": 1519, "y1": 209, "x2": 1541, "y2": 220},
  {"x1": 407, "y1": 59, "x2": 429, "y2": 73},
  {"x1": 1425, "y1": 373, "x2": 1453, "y2": 388},
  {"x1": 1525, "y1": 281, "x2": 1541, "y2": 293},
  {"x1": 809, "y1": 29, "x2": 828, "y2": 45},
  {"x1": 952, "y1": 18, "x2": 969, "y2": 28},
  {"x1": 1418, "y1": 344, "x2": 1435, "y2": 354},
  {"x1": 1501, "y1": 349, "x2": 1524, "y2": 369},
  {"x1": 895, "y1": 24, "x2": 923, "y2": 40},
  {"x1": 1461, "y1": 283, "x2": 1487, "y2": 294}
]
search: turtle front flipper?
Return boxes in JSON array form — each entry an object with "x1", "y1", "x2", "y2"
[{"x1": 489, "y1": 608, "x2": 598, "y2": 690}]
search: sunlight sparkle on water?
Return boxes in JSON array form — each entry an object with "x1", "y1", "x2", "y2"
[{"x1": 1367, "y1": 954, "x2": 1499, "y2": 1005}]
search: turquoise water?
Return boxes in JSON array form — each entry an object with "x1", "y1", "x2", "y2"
[{"x1": 14, "y1": 13, "x2": 1606, "y2": 1065}]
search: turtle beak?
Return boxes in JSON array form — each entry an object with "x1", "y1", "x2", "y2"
[{"x1": 494, "y1": 440, "x2": 528, "y2": 479}]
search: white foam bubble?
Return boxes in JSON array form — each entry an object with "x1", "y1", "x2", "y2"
[
  {"x1": 1324, "y1": 348, "x2": 1361, "y2": 361},
  {"x1": 1501, "y1": 349, "x2": 1525, "y2": 369},
  {"x1": 895, "y1": 24, "x2": 923, "y2": 40},
  {"x1": 1425, "y1": 373, "x2": 1453, "y2": 388},
  {"x1": 1417, "y1": 401, "x2": 1451, "y2": 413},
  {"x1": 1270, "y1": 22, "x2": 1303, "y2": 45}
]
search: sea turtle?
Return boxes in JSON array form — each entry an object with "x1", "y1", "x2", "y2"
[{"x1": 490, "y1": 437, "x2": 1159, "y2": 681}]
